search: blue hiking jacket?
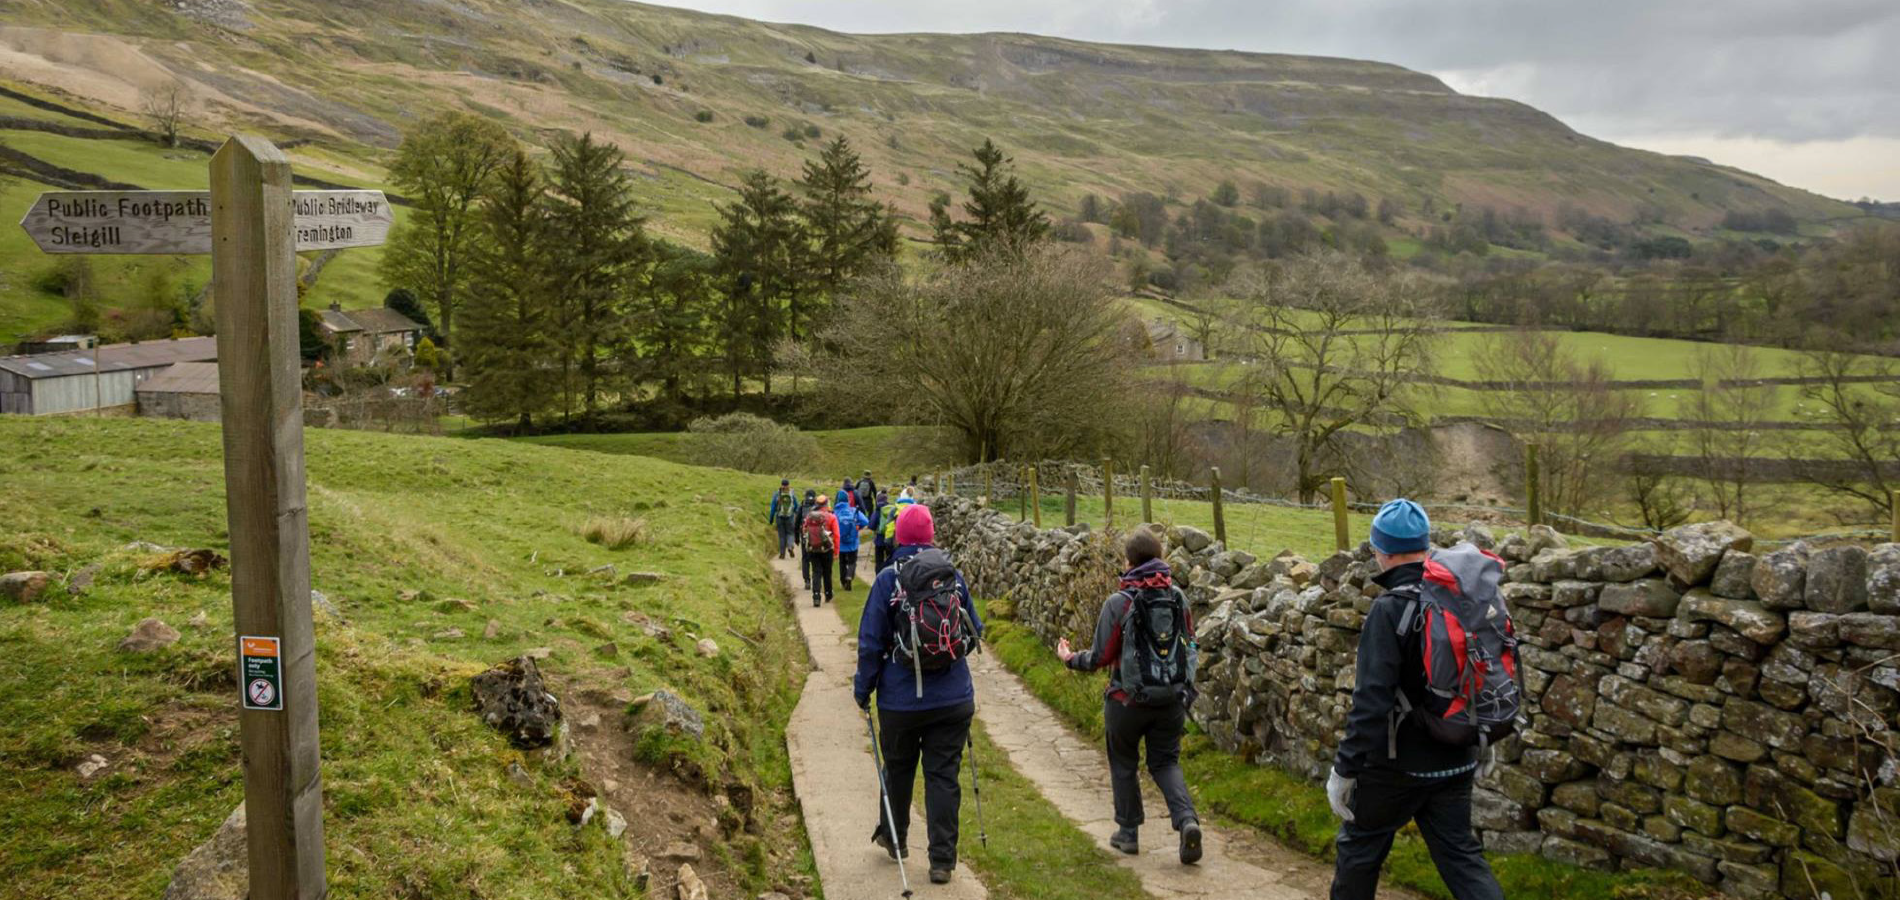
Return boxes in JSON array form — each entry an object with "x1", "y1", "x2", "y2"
[
  {"x1": 836, "y1": 505, "x2": 868, "y2": 552},
  {"x1": 854, "y1": 545, "x2": 984, "y2": 712}
]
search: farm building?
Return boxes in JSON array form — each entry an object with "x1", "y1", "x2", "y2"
[
  {"x1": 0, "y1": 337, "x2": 217, "y2": 416},
  {"x1": 318, "y1": 304, "x2": 422, "y2": 367},
  {"x1": 135, "y1": 362, "x2": 222, "y2": 422},
  {"x1": 1145, "y1": 320, "x2": 1205, "y2": 361},
  {"x1": 15, "y1": 334, "x2": 97, "y2": 355}
]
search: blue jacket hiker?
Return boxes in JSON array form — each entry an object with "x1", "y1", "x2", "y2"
[
  {"x1": 835, "y1": 503, "x2": 869, "y2": 591},
  {"x1": 852, "y1": 505, "x2": 981, "y2": 881}
]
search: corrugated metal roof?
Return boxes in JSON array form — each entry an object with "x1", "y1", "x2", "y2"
[
  {"x1": 0, "y1": 337, "x2": 216, "y2": 379},
  {"x1": 134, "y1": 362, "x2": 222, "y2": 396}
]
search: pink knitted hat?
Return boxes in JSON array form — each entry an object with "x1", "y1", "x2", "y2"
[{"x1": 893, "y1": 504, "x2": 936, "y2": 546}]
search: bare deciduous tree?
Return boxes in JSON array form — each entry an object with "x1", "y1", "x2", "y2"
[
  {"x1": 1225, "y1": 249, "x2": 1441, "y2": 503},
  {"x1": 141, "y1": 81, "x2": 188, "y2": 149},
  {"x1": 1788, "y1": 349, "x2": 1900, "y2": 521},
  {"x1": 1132, "y1": 361, "x2": 1198, "y2": 479},
  {"x1": 1476, "y1": 329, "x2": 1642, "y2": 518},
  {"x1": 788, "y1": 246, "x2": 1135, "y2": 463},
  {"x1": 1683, "y1": 344, "x2": 1778, "y2": 524}
]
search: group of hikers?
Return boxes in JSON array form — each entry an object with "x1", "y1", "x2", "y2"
[{"x1": 769, "y1": 476, "x2": 1509, "y2": 900}]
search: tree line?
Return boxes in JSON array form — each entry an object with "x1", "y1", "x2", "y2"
[{"x1": 378, "y1": 112, "x2": 900, "y2": 431}]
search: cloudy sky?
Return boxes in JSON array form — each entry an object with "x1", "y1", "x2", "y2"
[{"x1": 655, "y1": 0, "x2": 1900, "y2": 201}]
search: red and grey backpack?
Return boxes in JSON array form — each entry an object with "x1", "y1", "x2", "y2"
[
  {"x1": 1389, "y1": 542, "x2": 1522, "y2": 757},
  {"x1": 889, "y1": 548, "x2": 978, "y2": 697}
]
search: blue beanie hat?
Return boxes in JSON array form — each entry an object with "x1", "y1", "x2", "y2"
[{"x1": 1370, "y1": 499, "x2": 1431, "y2": 554}]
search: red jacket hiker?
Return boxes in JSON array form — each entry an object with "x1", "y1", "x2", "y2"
[{"x1": 803, "y1": 502, "x2": 841, "y2": 554}]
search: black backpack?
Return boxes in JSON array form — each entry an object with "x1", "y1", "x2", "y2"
[
  {"x1": 889, "y1": 549, "x2": 978, "y2": 697},
  {"x1": 1116, "y1": 586, "x2": 1195, "y2": 707}
]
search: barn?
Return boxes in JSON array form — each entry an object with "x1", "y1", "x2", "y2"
[
  {"x1": 0, "y1": 337, "x2": 218, "y2": 416},
  {"x1": 135, "y1": 362, "x2": 223, "y2": 422}
]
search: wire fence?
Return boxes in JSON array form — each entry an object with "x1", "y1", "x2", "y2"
[{"x1": 921, "y1": 458, "x2": 1897, "y2": 557}]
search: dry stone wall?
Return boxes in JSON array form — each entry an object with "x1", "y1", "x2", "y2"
[{"x1": 929, "y1": 495, "x2": 1900, "y2": 900}]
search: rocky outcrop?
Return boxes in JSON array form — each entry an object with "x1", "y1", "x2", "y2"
[
  {"x1": 161, "y1": 805, "x2": 246, "y2": 900},
  {"x1": 1, "y1": 570, "x2": 50, "y2": 602},
  {"x1": 931, "y1": 492, "x2": 1900, "y2": 900},
  {"x1": 471, "y1": 656, "x2": 564, "y2": 749},
  {"x1": 119, "y1": 617, "x2": 181, "y2": 653}
]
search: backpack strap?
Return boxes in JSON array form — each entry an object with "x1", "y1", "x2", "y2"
[{"x1": 1386, "y1": 583, "x2": 1424, "y2": 760}]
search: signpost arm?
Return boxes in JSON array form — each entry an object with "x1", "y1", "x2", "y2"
[{"x1": 212, "y1": 135, "x2": 326, "y2": 900}]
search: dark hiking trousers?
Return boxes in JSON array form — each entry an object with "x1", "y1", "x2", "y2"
[
  {"x1": 809, "y1": 551, "x2": 834, "y2": 602},
  {"x1": 840, "y1": 549, "x2": 859, "y2": 590},
  {"x1": 872, "y1": 701, "x2": 974, "y2": 870},
  {"x1": 1104, "y1": 699, "x2": 1197, "y2": 831},
  {"x1": 776, "y1": 518, "x2": 797, "y2": 557},
  {"x1": 874, "y1": 543, "x2": 892, "y2": 576},
  {"x1": 1330, "y1": 771, "x2": 1502, "y2": 900}
]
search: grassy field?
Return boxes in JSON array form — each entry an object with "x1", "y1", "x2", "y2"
[
  {"x1": 516, "y1": 426, "x2": 941, "y2": 491},
  {"x1": 0, "y1": 418, "x2": 815, "y2": 900},
  {"x1": 980, "y1": 615, "x2": 1712, "y2": 900}
]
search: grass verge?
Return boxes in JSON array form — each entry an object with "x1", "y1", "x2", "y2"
[
  {"x1": 981, "y1": 612, "x2": 1712, "y2": 900},
  {"x1": 0, "y1": 417, "x2": 812, "y2": 900},
  {"x1": 831, "y1": 579, "x2": 1150, "y2": 900}
]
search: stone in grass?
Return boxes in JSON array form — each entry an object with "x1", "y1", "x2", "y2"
[
  {"x1": 629, "y1": 690, "x2": 706, "y2": 741},
  {"x1": 676, "y1": 864, "x2": 709, "y2": 900},
  {"x1": 1, "y1": 571, "x2": 50, "y2": 603},
  {"x1": 470, "y1": 656, "x2": 563, "y2": 749},
  {"x1": 119, "y1": 617, "x2": 181, "y2": 653},
  {"x1": 695, "y1": 638, "x2": 720, "y2": 659},
  {"x1": 160, "y1": 805, "x2": 246, "y2": 900}
]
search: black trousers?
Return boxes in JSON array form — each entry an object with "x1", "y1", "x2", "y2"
[
  {"x1": 874, "y1": 542, "x2": 892, "y2": 575},
  {"x1": 1104, "y1": 699, "x2": 1197, "y2": 831},
  {"x1": 839, "y1": 549, "x2": 859, "y2": 589},
  {"x1": 872, "y1": 701, "x2": 974, "y2": 869},
  {"x1": 1330, "y1": 772, "x2": 1502, "y2": 900},
  {"x1": 808, "y1": 551, "x2": 834, "y2": 601}
]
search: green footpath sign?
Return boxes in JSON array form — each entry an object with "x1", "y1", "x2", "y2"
[{"x1": 240, "y1": 635, "x2": 284, "y2": 711}]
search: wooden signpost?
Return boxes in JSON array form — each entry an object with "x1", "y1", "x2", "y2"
[{"x1": 18, "y1": 136, "x2": 390, "y2": 900}]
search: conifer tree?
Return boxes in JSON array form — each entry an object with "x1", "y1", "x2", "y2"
[
  {"x1": 799, "y1": 136, "x2": 898, "y2": 317},
  {"x1": 929, "y1": 138, "x2": 1049, "y2": 263},
  {"x1": 632, "y1": 245, "x2": 717, "y2": 403},
  {"x1": 545, "y1": 132, "x2": 651, "y2": 423},
  {"x1": 460, "y1": 150, "x2": 555, "y2": 433},
  {"x1": 711, "y1": 169, "x2": 806, "y2": 397}
]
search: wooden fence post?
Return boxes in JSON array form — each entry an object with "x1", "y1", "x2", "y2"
[
  {"x1": 1066, "y1": 468, "x2": 1078, "y2": 527},
  {"x1": 1331, "y1": 476, "x2": 1350, "y2": 553},
  {"x1": 1102, "y1": 457, "x2": 1114, "y2": 529},
  {"x1": 1140, "y1": 464, "x2": 1153, "y2": 524},
  {"x1": 1525, "y1": 443, "x2": 1543, "y2": 527},
  {"x1": 1029, "y1": 465, "x2": 1040, "y2": 529},
  {"x1": 212, "y1": 136, "x2": 326, "y2": 900},
  {"x1": 1019, "y1": 466, "x2": 1028, "y2": 521},
  {"x1": 1210, "y1": 466, "x2": 1227, "y2": 546}
]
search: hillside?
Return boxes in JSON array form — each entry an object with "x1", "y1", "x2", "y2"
[
  {"x1": 0, "y1": 0, "x2": 1858, "y2": 246},
  {"x1": 0, "y1": 417, "x2": 812, "y2": 899}
]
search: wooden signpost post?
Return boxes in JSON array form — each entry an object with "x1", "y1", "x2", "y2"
[{"x1": 20, "y1": 136, "x2": 390, "y2": 900}]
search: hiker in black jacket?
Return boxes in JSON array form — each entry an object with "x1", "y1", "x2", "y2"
[
  {"x1": 1057, "y1": 529, "x2": 1203, "y2": 865},
  {"x1": 1328, "y1": 500, "x2": 1502, "y2": 900}
]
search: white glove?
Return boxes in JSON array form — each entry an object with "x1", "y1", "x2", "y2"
[{"x1": 1327, "y1": 769, "x2": 1356, "y2": 823}]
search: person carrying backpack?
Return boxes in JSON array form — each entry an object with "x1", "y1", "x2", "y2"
[
  {"x1": 769, "y1": 479, "x2": 798, "y2": 560},
  {"x1": 1056, "y1": 529, "x2": 1203, "y2": 865},
  {"x1": 836, "y1": 477, "x2": 858, "y2": 515},
  {"x1": 796, "y1": 489, "x2": 819, "y2": 592},
  {"x1": 870, "y1": 490, "x2": 894, "y2": 574},
  {"x1": 802, "y1": 496, "x2": 842, "y2": 607},
  {"x1": 855, "y1": 470, "x2": 879, "y2": 519},
  {"x1": 836, "y1": 497, "x2": 869, "y2": 591},
  {"x1": 853, "y1": 504, "x2": 983, "y2": 886},
  {"x1": 1327, "y1": 499, "x2": 1508, "y2": 900}
]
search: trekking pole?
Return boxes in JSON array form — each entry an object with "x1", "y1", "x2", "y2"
[
  {"x1": 865, "y1": 709, "x2": 915, "y2": 898},
  {"x1": 966, "y1": 693, "x2": 989, "y2": 848}
]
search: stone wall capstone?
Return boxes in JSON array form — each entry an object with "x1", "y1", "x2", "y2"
[{"x1": 929, "y1": 495, "x2": 1900, "y2": 900}]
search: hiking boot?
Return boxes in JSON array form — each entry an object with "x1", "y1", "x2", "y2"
[
  {"x1": 1179, "y1": 820, "x2": 1203, "y2": 865},
  {"x1": 929, "y1": 868, "x2": 953, "y2": 885},
  {"x1": 871, "y1": 830, "x2": 906, "y2": 862},
  {"x1": 812, "y1": 595, "x2": 821, "y2": 608},
  {"x1": 1110, "y1": 827, "x2": 1139, "y2": 855}
]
